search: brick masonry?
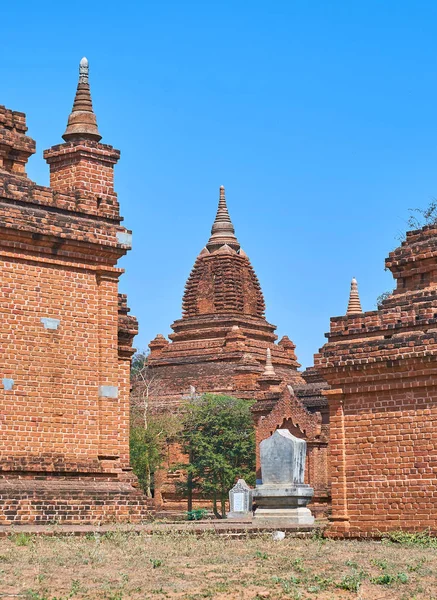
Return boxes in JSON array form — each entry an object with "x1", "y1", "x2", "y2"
[
  {"x1": 0, "y1": 68, "x2": 150, "y2": 524},
  {"x1": 316, "y1": 224, "x2": 437, "y2": 536}
]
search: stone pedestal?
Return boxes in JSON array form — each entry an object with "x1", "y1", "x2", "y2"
[
  {"x1": 253, "y1": 429, "x2": 314, "y2": 525},
  {"x1": 253, "y1": 485, "x2": 314, "y2": 524},
  {"x1": 227, "y1": 478, "x2": 252, "y2": 519}
]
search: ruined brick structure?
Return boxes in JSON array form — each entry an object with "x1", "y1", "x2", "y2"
[
  {"x1": 316, "y1": 228, "x2": 437, "y2": 536},
  {"x1": 148, "y1": 187, "x2": 330, "y2": 513},
  {"x1": 0, "y1": 58, "x2": 150, "y2": 524}
]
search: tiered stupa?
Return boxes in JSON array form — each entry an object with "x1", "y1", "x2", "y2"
[{"x1": 148, "y1": 186, "x2": 305, "y2": 402}]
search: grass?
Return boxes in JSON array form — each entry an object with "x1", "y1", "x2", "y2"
[{"x1": 0, "y1": 530, "x2": 436, "y2": 598}]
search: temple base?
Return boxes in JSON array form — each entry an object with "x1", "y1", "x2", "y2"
[
  {"x1": 253, "y1": 506, "x2": 314, "y2": 525},
  {"x1": 0, "y1": 478, "x2": 152, "y2": 525}
]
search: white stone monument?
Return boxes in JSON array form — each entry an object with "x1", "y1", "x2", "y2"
[
  {"x1": 227, "y1": 479, "x2": 252, "y2": 519},
  {"x1": 253, "y1": 429, "x2": 314, "y2": 525}
]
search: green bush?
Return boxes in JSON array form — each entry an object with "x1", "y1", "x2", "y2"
[{"x1": 186, "y1": 508, "x2": 208, "y2": 521}]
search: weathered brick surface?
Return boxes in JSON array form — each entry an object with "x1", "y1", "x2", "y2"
[
  {"x1": 0, "y1": 98, "x2": 149, "y2": 524},
  {"x1": 316, "y1": 224, "x2": 437, "y2": 536}
]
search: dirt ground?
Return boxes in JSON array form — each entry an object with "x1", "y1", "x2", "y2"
[{"x1": 0, "y1": 529, "x2": 436, "y2": 599}]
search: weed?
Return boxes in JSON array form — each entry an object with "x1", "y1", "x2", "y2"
[
  {"x1": 104, "y1": 593, "x2": 123, "y2": 600},
  {"x1": 407, "y1": 557, "x2": 426, "y2": 572},
  {"x1": 271, "y1": 575, "x2": 300, "y2": 593},
  {"x1": 397, "y1": 572, "x2": 409, "y2": 584},
  {"x1": 345, "y1": 559, "x2": 358, "y2": 568},
  {"x1": 291, "y1": 557, "x2": 305, "y2": 573},
  {"x1": 307, "y1": 585, "x2": 320, "y2": 593},
  {"x1": 337, "y1": 570, "x2": 366, "y2": 592},
  {"x1": 186, "y1": 509, "x2": 208, "y2": 521},
  {"x1": 69, "y1": 580, "x2": 81, "y2": 596},
  {"x1": 311, "y1": 528, "x2": 326, "y2": 542},
  {"x1": 150, "y1": 558, "x2": 162, "y2": 568},
  {"x1": 254, "y1": 550, "x2": 268, "y2": 560},
  {"x1": 372, "y1": 573, "x2": 394, "y2": 585},
  {"x1": 383, "y1": 530, "x2": 437, "y2": 548},
  {"x1": 13, "y1": 533, "x2": 34, "y2": 547},
  {"x1": 371, "y1": 558, "x2": 388, "y2": 570},
  {"x1": 312, "y1": 574, "x2": 333, "y2": 590}
]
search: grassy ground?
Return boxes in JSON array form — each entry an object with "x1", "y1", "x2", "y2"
[{"x1": 0, "y1": 529, "x2": 436, "y2": 599}]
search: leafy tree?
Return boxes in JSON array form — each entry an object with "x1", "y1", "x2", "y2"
[
  {"x1": 130, "y1": 413, "x2": 180, "y2": 497},
  {"x1": 178, "y1": 394, "x2": 256, "y2": 518},
  {"x1": 130, "y1": 350, "x2": 180, "y2": 497}
]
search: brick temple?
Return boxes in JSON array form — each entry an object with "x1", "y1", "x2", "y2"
[
  {"x1": 148, "y1": 187, "x2": 330, "y2": 514},
  {"x1": 0, "y1": 58, "x2": 149, "y2": 524},
  {"x1": 316, "y1": 225, "x2": 437, "y2": 536}
]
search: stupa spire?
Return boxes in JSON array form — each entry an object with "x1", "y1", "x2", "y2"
[
  {"x1": 346, "y1": 277, "x2": 363, "y2": 315},
  {"x1": 62, "y1": 57, "x2": 102, "y2": 142},
  {"x1": 262, "y1": 347, "x2": 277, "y2": 376},
  {"x1": 206, "y1": 185, "x2": 240, "y2": 252}
]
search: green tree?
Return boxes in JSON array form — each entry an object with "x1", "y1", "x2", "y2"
[
  {"x1": 130, "y1": 351, "x2": 180, "y2": 497},
  {"x1": 179, "y1": 394, "x2": 256, "y2": 518},
  {"x1": 130, "y1": 413, "x2": 180, "y2": 497}
]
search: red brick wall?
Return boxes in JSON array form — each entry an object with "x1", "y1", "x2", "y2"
[{"x1": 322, "y1": 373, "x2": 437, "y2": 537}]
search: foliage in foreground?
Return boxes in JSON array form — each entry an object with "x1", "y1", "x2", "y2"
[
  {"x1": 383, "y1": 529, "x2": 437, "y2": 548},
  {"x1": 2, "y1": 532, "x2": 436, "y2": 599},
  {"x1": 178, "y1": 394, "x2": 256, "y2": 518},
  {"x1": 129, "y1": 351, "x2": 181, "y2": 497}
]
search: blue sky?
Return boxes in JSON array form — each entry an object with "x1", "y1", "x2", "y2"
[{"x1": 2, "y1": 1, "x2": 437, "y2": 367}]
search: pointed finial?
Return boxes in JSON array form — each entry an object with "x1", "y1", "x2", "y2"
[
  {"x1": 346, "y1": 277, "x2": 363, "y2": 315},
  {"x1": 79, "y1": 57, "x2": 89, "y2": 83},
  {"x1": 206, "y1": 185, "x2": 240, "y2": 252},
  {"x1": 62, "y1": 57, "x2": 102, "y2": 142},
  {"x1": 262, "y1": 347, "x2": 277, "y2": 376}
]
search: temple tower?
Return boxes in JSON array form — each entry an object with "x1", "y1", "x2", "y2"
[
  {"x1": 148, "y1": 187, "x2": 331, "y2": 515},
  {"x1": 148, "y1": 186, "x2": 304, "y2": 401},
  {"x1": 0, "y1": 58, "x2": 149, "y2": 524}
]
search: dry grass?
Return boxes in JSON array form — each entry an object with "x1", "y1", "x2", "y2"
[{"x1": 0, "y1": 530, "x2": 436, "y2": 599}]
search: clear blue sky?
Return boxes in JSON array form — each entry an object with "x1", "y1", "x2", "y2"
[{"x1": 3, "y1": 1, "x2": 437, "y2": 368}]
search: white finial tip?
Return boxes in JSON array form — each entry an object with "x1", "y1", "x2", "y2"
[
  {"x1": 78, "y1": 57, "x2": 89, "y2": 83},
  {"x1": 351, "y1": 277, "x2": 357, "y2": 284},
  {"x1": 220, "y1": 185, "x2": 225, "y2": 190}
]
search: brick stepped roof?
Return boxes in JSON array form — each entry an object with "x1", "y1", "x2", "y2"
[
  {"x1": 316, "y1": 224, "x2": 437, "y2": 374},
  {"x1": 182, "y1": 186, "x2": 265, "y2": 318}
]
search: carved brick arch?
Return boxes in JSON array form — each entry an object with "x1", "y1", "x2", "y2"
[
  {"x1": 261, "y1": 385, "x2": 322, "y2": 443},
  {"x1": 276, "y1": 418, "x2": 305, "y2": 439},
  {"x1": 255, "y1": 386, "x2": 325, "y2": 491}
]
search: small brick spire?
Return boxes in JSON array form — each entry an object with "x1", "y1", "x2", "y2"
[
  {"x1": 63, "y1": 57, "x2": 102, "y2": 142},
  {"x1": 206, "y1": 185, "x2": 240, "y2": 252},
  {"x1": 262, "y1": 347, "x2": 276, "y2": 376},
  {"x1": 346, "y1": 277, "x2": 363, "y2": 315}
]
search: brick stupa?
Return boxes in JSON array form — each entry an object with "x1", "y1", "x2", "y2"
[
  {"x1": 148, "y1": 188, "x2": 330, "y2": 513},
  {"x1": 148, "y1": 186, "x2": 305, "y2": 401},
  {"x1": 0, "y1": 58, "x2": 150, "y2": 524}
]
